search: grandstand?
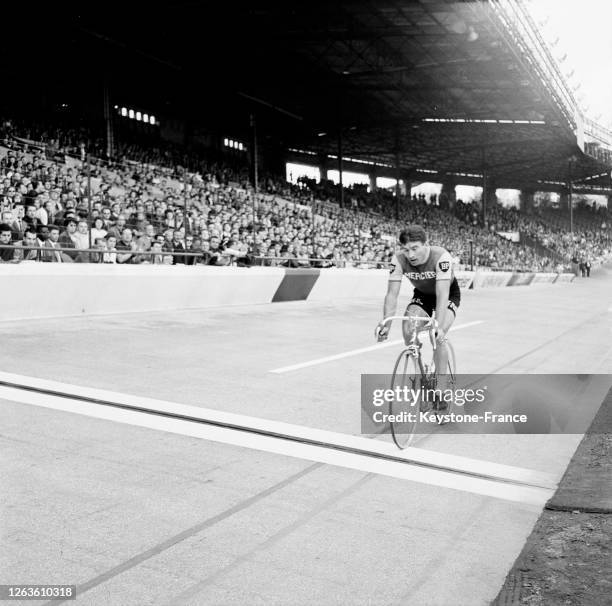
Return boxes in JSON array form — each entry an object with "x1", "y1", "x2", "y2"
[
  {"x1": 1, "y1": 2, "x2": 611, "y2": 605},
  {"x1": 1, "y1": 2, "x2": 611, "y2": 272}
]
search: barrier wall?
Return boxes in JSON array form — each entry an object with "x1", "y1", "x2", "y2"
[
  {"x1": 455, "y1": 271, "x2": 476, "y2": 290},
  {"x1": 472, "y1": 271, "x2": 514, "y2": 289},
  {"x1": 507, "y1": 272, "x2": 535, "y2": 286},
  {"x1": 0, "y1": 265, "x2": 578, "y2": 321},
  {"x1": 307, "y1": 268, "x2": 413, "y2": 301},
  {"x1": 0, "y1": 265, "x2": 285, "y2": 321},
  {"x1": 530, "y1": 272, "x2": 558, "y2": 284}
]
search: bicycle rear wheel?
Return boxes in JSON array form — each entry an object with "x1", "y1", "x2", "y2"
[
  {"x1": 389, "y1": 349, "x2": 423, "y2": 449},
  {"x1": 446, "y1": 339, "x2": 456, "y2": 383},
  {"x1": 432, "y1": 339, "x2": 457, "y2": 421}
]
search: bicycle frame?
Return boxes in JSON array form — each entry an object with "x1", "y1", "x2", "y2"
[
  {"x1": 380, "y1": 315, "x2": 438, "y2": 380},
  {"x1": 381, "y1": 314, "x2": 457, "y2": 449}
]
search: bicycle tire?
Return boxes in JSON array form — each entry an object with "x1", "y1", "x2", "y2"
[
  {"x1": 389, "y1": 349, "x2": 422, "y2": 449},
  {"x1": 432, "y1": 339, "x2": 457, "y2": 421},
  {"x1": 446, "y1": 339, "x2": 456, "y2": 383}
]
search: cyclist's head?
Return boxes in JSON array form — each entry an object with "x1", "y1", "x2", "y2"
[
  {"x1": 399, "y1": 225, "x2": 427, "y2": 245},
  {"x1": 399, "y1": 225, "x2": 428, "y2": 264}
]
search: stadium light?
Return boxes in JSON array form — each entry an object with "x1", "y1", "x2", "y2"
[
  {"x1": 136, "y1": 111, "x2": 142, "y2": 121},
  {"x1": 121, "y1": 107, "x2": 127, "y2": 117},
  {"x1": 143, "y1": 113, "x2": 149, "y2": 123},
  {"x1": 150, "y1": 116, "x2": 156, "y2": 125},
  {"x1": 128, "y1": 109, "x2": 135, "y2": 119}
]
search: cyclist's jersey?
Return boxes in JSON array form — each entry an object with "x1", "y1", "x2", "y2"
[{"x1": 388, "y1": 245, "x2": 458, "y2": 296}]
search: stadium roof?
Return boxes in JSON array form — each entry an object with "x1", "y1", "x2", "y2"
[{"x1": 10, "y1": 2, "x2": 612, "y2": 193}]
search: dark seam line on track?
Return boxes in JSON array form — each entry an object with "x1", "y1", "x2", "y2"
[
  {"x1": 42, "y1": 461, "x2": 324, "y2": 606},
  {"x1": 167, "y1": 473, "x2": 374, "y2": 605},
  {"x1": 471, "y1": 309, "x2": 607, "y2": 380},
  {"x1": 0, "y1": 380, "x2": 552, "y2": 490}
]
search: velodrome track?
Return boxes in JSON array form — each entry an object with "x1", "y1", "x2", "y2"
[{"x1": 1, "y1": 265, "x2": 611, "y2": 605}]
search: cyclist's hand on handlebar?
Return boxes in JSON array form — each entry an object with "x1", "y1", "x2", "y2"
[{"x1": 375, "y1": 322, "x2": 390, "y2": 342}]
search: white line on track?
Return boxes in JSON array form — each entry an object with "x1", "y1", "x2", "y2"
[
  {"x1": 0, "y1": 368, "x2": 554, "y2": 507},
  {"x1": 269, "y1": 320, "x2": 484, "y2": 373}
]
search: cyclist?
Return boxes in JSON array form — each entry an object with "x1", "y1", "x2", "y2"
[{"x1": 375, "y1": 224, "x2": 460, "y2": 405}]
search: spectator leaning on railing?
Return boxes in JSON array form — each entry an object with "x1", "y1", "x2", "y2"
[{"x1": 0, "y1": 223, "x2": 15, "y2": 262}]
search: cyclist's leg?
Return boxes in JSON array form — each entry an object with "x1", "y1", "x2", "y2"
[
  {"x1": 434, "y1": 301, "x2": 456, "y2": 372},
  {"x1": 403, "y1": 291, "x2": 431, "y2": 345},
  {"x1": 434, "y1": 297, "x2": 459, "y2": 403}
]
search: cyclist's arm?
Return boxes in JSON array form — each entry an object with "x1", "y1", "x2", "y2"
[
  {"x1": 383, "y1": 256, "x2": 403, "y2": 320},
  {"x1": 383, "y1": 280, "x2": 401, "y2": 319},
  {"x1": 434, "y1": 251, "x2": 453, "y2": 336},
  {"x1": 435, "y1": 279, "x2": 450, "y2": 334}
]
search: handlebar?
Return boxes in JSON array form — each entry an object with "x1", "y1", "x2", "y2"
[
  {"x1": 375, "y1": 315, "x2": 438, "y2": 343},
  {"x1": 379, "y1": 315, "x2": 436, "y2": 328}
]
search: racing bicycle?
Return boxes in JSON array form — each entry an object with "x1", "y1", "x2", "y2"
[{"x1": 376, "y1": 315, "x2": 457, "y2": 449}]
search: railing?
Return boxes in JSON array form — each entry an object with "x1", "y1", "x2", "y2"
[
  {"x1": 488, "y1": 0, "x2": 578, "y2": 132},
  {"x1": 0, "y1": 244, "x2": 571, "y2": 272},
  {"x1": 488, "y1": 1, "x2": 612, "y2": 157},
  {"x1": 0, "y1": 244, "x2": 208, "y2": 264},
  {"x1": 583, "y1": 118, "x2": 612, "y2": 148}
]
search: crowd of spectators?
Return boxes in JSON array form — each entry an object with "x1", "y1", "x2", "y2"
[
  {"x1": 455, "y1": 198, "x2": 610, "y2": 270},
  {"x1": 1, "y1": 114, "x2": 609, "y2": 273}
]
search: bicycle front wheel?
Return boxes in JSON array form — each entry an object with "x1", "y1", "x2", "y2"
[{"x1": 389, "y1": 349, "x2": 423, "y2": 449}]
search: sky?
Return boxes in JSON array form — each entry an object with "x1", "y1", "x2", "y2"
[{"x1": 528, "y1": 0, "x2": 612, "y2": 130}]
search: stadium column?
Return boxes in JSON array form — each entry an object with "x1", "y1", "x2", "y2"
[
  {"x1": 519, "y1": 188, "x2": 535, "y2": 214},
  {"x1": 369, "y1": 166, "x2": 377, "y2": 193},
  {"x1": 440, "y1": 176, "x2": 456, "y2": 211},
  {"x1": 395, "y1": 153, "x2": 401, "y2": 220},
  {"x1": 483, "y1": 172, "x2": 498, "y2": 228},
  {"x1": 183, "y1": 172, "x2": 190, "y2": 235},
  {"x1": 568, "y1": 157, "x2": 575, "y2": 234},
  {"x1": 404, "y1": 171, "x2": 416, "y2": 201},
  {"x1": 486, "y1": 178, "x2": 498, "y2": 209},
  {"x1": 319, "y1": 153, "x2": 329, "y2": 182},
  {"x1": 250, "y1": 114, "x2": 259, "y2": 233},
  {"x1": 482, "y1": 147, "x2": 488, "y2": 226},
  {"x1": 81, "y1": 145, "x2": 92, "y2": 253},
  {"x1": 250, "y1": 114, "x2": 259, "y2": 193},
  {"x1": 103, "y1": 79, "x2": 113, "y2": 159},
  {"x1": 337, "y1": 130, "x2": 344, "y2": 208}
]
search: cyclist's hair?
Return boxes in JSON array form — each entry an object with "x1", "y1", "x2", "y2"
[{"x1": 399, "y1": 225, "x2": 427, "y2": 245}]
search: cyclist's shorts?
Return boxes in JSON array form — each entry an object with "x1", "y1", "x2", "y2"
[{"x1": 408, "y1": 285, "x2": 461, "y2": 317}]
